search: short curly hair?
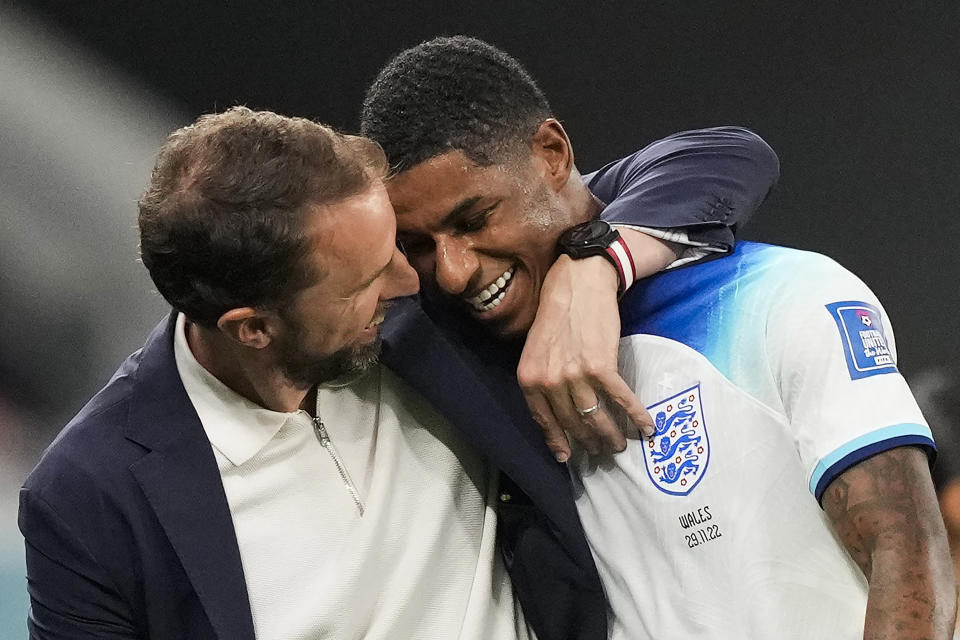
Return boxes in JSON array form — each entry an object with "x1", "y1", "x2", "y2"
[
  {"x1": 138, "y1": 106, "x2": 386, "y2": 328},
  {"x1": 360, "y1": 36, "x2": 552, "y2": 173}
]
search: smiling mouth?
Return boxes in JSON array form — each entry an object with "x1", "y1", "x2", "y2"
[{"x1": 465, "y1": 266, "x2": 515, "y2": 313}]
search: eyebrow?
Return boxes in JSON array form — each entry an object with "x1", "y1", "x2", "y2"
[{"x1": 439, "y1": 196, "x2": 483, "y2": 228}]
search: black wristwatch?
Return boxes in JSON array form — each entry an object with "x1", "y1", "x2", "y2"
[{"x1": 557, "y1": 219, "x2": 635, "y2": 296}]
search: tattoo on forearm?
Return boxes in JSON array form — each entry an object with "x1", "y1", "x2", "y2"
[{"x1": 822, "y1": 446, "x2": 955, "y2": 639}]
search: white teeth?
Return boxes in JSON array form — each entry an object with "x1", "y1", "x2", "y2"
[{"x1": 466, "y1": 266, "x2": 515, "y2": 313}]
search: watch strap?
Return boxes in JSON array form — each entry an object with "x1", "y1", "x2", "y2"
[{"x1": 604, "y1": 236, "x2": 636, "y2": 297}]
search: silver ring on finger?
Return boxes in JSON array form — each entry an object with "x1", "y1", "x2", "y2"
[{"x1": 576, "y1": 401, "x2": 601, "y2": 417}]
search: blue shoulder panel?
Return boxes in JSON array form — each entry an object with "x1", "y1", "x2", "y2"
[{"x1": 619, "y1": 241, "x2": 782, "y2": 374}]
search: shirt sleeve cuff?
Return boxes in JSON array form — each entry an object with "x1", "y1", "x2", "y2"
[
  {"x1": 612, "y1": 224, "x2": 727, "y2": 270},
  {"x1": 809, "y1": 422, "x2": 937, "y2": 504}
]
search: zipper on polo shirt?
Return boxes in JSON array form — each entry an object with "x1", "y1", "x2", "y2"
[{"x1": 312, "y1": 416, "x2": 366, "y2": 516}]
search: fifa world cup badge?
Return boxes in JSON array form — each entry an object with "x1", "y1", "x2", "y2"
[
  {"x1": 643, "y1": 384, "x2": 710, "y2": 496},
  {"x1": 825, "y1": 300, "x2": 898, "y2": 380}
]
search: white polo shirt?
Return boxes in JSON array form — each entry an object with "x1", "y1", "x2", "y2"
[{"x1": 174, "y1": 314, "x2": 529, "y2": 640}]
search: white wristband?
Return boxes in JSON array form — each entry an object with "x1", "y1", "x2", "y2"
[{"x1": 604, "y1": 236, "x2": 637, "y2": 296}]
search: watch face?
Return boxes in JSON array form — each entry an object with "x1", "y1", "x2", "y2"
[{"x1": 567, "y1": 219, "x2": 611, "y2": 245}]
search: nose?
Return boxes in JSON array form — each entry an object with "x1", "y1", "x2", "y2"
[
  {"x1": 384, "y1": 246, "x2": 421, "y2": 299},
  {"x1": 434, "y1": 235, "x2": 479, "y2": 296}
]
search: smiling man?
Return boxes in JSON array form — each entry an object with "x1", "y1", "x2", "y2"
[
  {"x1": 18, "y1": 107, "x2": 532, "y2": 640},
  {"x1": 364, "y1": 42, "x2": 780, "y2": 464},
  {"x1": 387, "y1": 140, "x2": 604, "y2": 336},
  {"x1": 361, "y1": 36, "x2": 956, "y2": 639}
]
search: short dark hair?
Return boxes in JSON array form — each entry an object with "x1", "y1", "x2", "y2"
[
  {"x1": 360, "y1": 36, "x2": 552, "y2": 173},
  {"x1": 138, "y1": 106, "x2": 386, "y2": 328}
]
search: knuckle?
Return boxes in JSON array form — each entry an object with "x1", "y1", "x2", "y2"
[
  {"x1": 519, "y1": 376, "x2": 548, "y2": 393},
  {"x1": 517, "y1": 358, "x2": 541, "y2": 375},
  {"x1": 516, "y1": 367, "x2": 539, "y2": 387},
  {"x1": 529, "y1": 411, "x2": 551, "y2": 428},
  {"x1": 580, "y1": 360, "x2": 604, "y2": 378},
  {"x1": 560, "y1": 362, "x2": 583, "y2": 381},
  {"x1": 545, "y1": 433, "x2": 567, "y2": 448},
  {"x1": 516, "y1": 363, "x2": 530, "y2": 380},
  {"x1": 541, "y1": 373, "x2": 564, "y2": 390},
  {"x1": 584, "y1": 360, "x2": 614, "y2": 381}
]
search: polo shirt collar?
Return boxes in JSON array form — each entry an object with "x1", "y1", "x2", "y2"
[{"x1": 173, "y1": 313, "x2": 304, "y2": 466}]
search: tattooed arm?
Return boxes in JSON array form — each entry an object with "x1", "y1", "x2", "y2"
[{"x1": 822, "y1": 446, "x2": 957, "y2": 639}]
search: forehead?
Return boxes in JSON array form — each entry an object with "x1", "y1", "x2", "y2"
[
  {"x1": 387, "y1": 150, "x2": 514, "y2": 232},
  {"x1": 306, "y1": 183, "x2": 396, "y2": 282}
]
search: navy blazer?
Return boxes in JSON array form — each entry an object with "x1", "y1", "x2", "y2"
[{"x1": 19, "y1": 127, "x2": 779, "y2": 640}]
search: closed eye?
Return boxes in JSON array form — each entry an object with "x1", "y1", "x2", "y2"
[{"x1": 453, "y1": 205, "x2": 495, "y2": 234}]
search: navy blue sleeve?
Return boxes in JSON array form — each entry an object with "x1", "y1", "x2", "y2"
[
  {"x1": 19, "y1": 487, "x2": 138, "y2": 639},
  {"x1": 584, "y1": 126, "x2": 779, "y2": 250}
]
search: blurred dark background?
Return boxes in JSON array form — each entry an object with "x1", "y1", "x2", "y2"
[{"x1": 2, "y1": 1, "x2": 958, "y2": 630}]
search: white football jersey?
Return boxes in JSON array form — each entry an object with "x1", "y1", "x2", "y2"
[{"x1": 570, "y1": 242, "x2": 934, "y2": 639}]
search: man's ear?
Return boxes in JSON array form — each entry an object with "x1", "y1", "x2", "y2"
[
  {"x1": 530, "y1": 119, "x2": 575, "y2": 191},
  {"x1": 217, "y1": 307, "x2": 274, "y2": 349}
]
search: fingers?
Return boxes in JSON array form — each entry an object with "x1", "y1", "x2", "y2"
[
  {"x1": 593, "y1": 369, "x2": 656, "y2": 438},
  {"x1": 567, "y1": 381, "x2": 627, "y2": 455},
  {"x1": 521, "y1": 382, "x2": 628, "y2": 460},
  {"x1": 579, "y1": 407, "x2": 628, "y2": 456},
  {"x1": 523, "y1": 391, "x2": 572, "y2": 462},
  {"x1": 519, "y1": 356, "x2": 643, "y2": 459},
  {"x1": 521, "y1": 374, "x2": 652, "y2": 461}
]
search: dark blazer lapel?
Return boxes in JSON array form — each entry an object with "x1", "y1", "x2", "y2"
[
  {"x1": 380, "y1": 299, "x2": 593, "y2": 561},
  {"x1": 125, "y1": 314, "x2": 256, "y2": 640}
]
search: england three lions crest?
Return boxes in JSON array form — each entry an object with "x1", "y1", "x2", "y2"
[{"x1": 642, "y1": 384, "x2": 710, "y2": 496}]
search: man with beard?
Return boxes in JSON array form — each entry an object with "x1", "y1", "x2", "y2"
[
  {"x1": 18, "y1": 104, "x2": 778, "y2": 639},
  {"x1": 361, "y1": 36, "x2": 956, "y2": 639},
  {"x1": 19, "y1": 107, "x2": 528, "y2": 640}
]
